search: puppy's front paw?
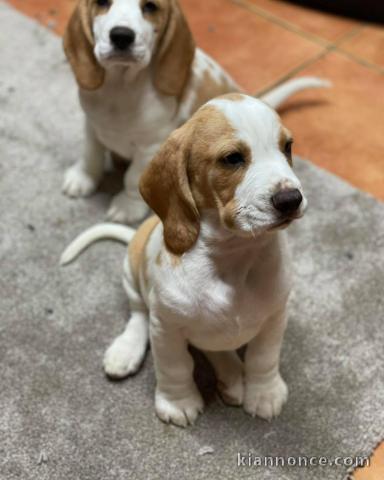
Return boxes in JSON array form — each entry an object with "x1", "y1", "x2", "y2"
[
  {"x1": 103, "y1": 333, "x2": 147, "y2": 379},
  {"x1": 243, "y1": 374, "x2": 288, "y2": 420},
  {"x1": 107, "y1": 192, "x2": 148, "y2": 224},
  {"x1": 155, "y1": 386, "x2": 204, "y2": 427},
  {"x1": 62, "y1": 165, "x2": 98, "y2": 197}
]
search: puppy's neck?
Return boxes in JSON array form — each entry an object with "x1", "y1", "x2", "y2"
[
  {"x1": 198, "y1": 211, "x2": 279, "y2": 261},
  {"x1": 103, "y1": 63, "x2": 149, "y2": 88}
]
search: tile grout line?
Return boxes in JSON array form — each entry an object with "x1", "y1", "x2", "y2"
[
  {"x1": 330, "y1": 24, "x2": 384, "y2": 74},
  {"x1": 253, "y1": 48, "x2": 330, "y2": 97},
  {"x1": 256, "y1": 29, "x2": 363, "y2": 96},
  {"x1": 334, "y1": 49, "x2": 384, "y2": 75},
  {"x1": 229, "y1": 0, "x2": 383, "y2": 80},
  {"x1": 253, "y1": 24, "x2": 383, "y2": 97},
  {"x1": 231, "y1": 0, "x2": 342, "y2": 47}
]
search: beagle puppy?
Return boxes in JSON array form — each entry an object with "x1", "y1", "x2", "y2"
[
  {"x1": 61, "y1": 94, "x2": 307, "y2": 427},
  {"x1": 62, "y1": 0, "x2": 326, "y2": 224}
]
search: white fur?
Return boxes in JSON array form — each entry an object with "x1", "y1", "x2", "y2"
[
  {"x1": 93, "y1": 0, "x2": 157, "y2": 70},
  {"x1": 62, "y1": 97, "x2": 306, "y2": 426},
  {"x1": 62, "y1": 0, "x2": 328, "y2": 224},
  {"x1": 210, "y1": 97, "x2": 307, "y2": 234}
]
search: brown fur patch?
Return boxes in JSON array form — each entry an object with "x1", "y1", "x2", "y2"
[
  {"x1": 128, "y1": 216, "x2": 160, "y2": 289},
  {"x1": 186, "y1": 106, "x2": 251, "y2": 213},
  {"x1": 63, "y1": 0, "x2": 105, "y2": 90},
  {"x1": 152, "y1": 0, "x2": 195, "y2": 98},
  {"x1": 141, "y1": 0, "x2": 168, "y2": 31},
  {"x1": 279, "y1": 127, "x2": 293, "y2": 166},
  {"x1": 140, "y1": 105, "x2": 250, "y2": 254},
  {"x1": 218, "y1": 93, "x2": 245, "y2": 102},
  {"x1": 189, "y1": 70, "x2": 241, "y2": 114},
  {"x1": 221, "y1": 198, "x2": 240, "y2": 230}
]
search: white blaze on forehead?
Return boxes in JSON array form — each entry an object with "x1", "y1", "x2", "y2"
[
  {"x1": 96, "y1": 0, "x2": 145, "y2": 28},
  {"x1": 208, "y1": 95, "x2": 281, "y2": 153}
]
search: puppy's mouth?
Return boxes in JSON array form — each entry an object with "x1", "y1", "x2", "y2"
[
  {"x1": 266, "y1": 212, "x2": 304, "y2": 232},
  {"x1": 98, "y1": 45, "x2": 148, "y2": 66},
  {"x1": 267, "y1": 218, "x2": 293, "y2": 232},
  {"x1": 102, "y1": 51, "x2": 140, "y2": 63}
]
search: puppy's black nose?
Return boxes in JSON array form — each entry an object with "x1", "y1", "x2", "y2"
[
  {"x1": 271, "y1": 188, "x2": 303, "y2": 214},
  {"x1": 110, "y1": 27, "x2": 136, "y2": 50}
]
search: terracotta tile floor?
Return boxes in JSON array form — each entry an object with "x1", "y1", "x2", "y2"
[
  {"x1": 340, "y1": 25, "x2": 384, "y2": 70},
  {"x1": 236, "y1": 0, "x2": 360, "y2": 43},
  {"x1": 5, "y1": 0, "x2": 384, "y2": 477}
]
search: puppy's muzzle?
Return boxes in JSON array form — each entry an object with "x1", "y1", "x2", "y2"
[
  {"x1": 110, "y1": 27, "x2": 136, "y2": 51},
  {"x1": 271, "y1": 188, "x2": 303, "y2": 215}
]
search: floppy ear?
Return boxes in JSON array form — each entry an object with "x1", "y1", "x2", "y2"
[
  {"x1": 153, "y1": 0, "x2": 195, "y2": 97},
  {"x1": 63, "y1": 1, "x2": 105, "y2": 90},
  {"x1": 139, "y1": 128, "x2": 200, "y2": 255}
]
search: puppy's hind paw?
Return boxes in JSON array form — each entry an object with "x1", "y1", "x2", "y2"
[
  {"x1": 107, "y1": 192, "x2": 149, "y2": 224},
  {"x1": 218, "y1": 373, "x2": 244, "y2": 406},
  {"x1": 62, "y1": 165, "x2": 98, "y2": 198}
]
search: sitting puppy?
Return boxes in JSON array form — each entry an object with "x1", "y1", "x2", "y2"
[
  {"x1": 61, "y1": 94, "x2": 307, "y2": 427},
  {"x1": 62, "y1": 0, "x2": 325, "y2": 224}
]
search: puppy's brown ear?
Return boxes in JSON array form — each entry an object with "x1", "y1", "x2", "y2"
[
  {"x1": 63, "y1": 1, "x2": 104, "y2": 90},
  {"x1": 140, "y1": 128, "x2": 200, "y2": 255},
  {"x1": 153, "y1": 0, "x2": 195, "y2": 98}
]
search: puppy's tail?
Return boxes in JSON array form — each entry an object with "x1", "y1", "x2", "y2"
[
  {"x1": 260, "y1": 76, "x2": 331, "y2": 110},
  {"x1": 60, "y1": 223, "x2": 135, "y2": 266}
]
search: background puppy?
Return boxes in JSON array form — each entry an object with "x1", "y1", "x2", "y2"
[
  {"x1": 62, "y1": 0, "x2": 326, "y2": 224},
  {"x1": 61, "y1": 94, "x2": 307, "y2": 427}
]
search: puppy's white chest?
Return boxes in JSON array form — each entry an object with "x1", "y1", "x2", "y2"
[
  {"x1": 156, "y1": 239, "x2": 291, "y2": 352},
  {"x1": 79, "y1": 73, "x2": 178, "y2": 158},
  {"x1": 186, "y1": 275, "x2": 263, "y2": 350}
]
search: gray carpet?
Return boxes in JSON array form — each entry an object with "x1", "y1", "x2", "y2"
[{"x1": 0, "y1": 3, "x2": 383, "y2": 479}]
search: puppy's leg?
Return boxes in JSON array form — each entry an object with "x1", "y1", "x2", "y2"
[
  {"x1": 204, "y1": 351, "x2": 244, "y2": 406},
  {"x1": 103, "y1": 257, "x2": 149, "y2": 378},
  {"x1": 63, "y1": 122, "x2": 105, "y2": 197},
  {"x1": 107, "y1": 146, "x2": 156, "y2": 224},
  {"x1": 150, "y1": 319, "x2": 204, "y2": 427},
  {"x1": 243, "y1": 308, "x2": 288, "y2": 420}
]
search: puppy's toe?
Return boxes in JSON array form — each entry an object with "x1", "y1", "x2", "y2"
[
  {"x1": 218, "y1": 374, "x2": 244, "y2": 406},
  {"x1": 103, "y1": 334, "x2": 146, "y2": 379},
  {"x1": 107, "y1": 192, "x2": 148, "y2": 225},
  {"x1": 62, "y1": 166, "x2": 98, "y2": 198},
  {"x1": 155, "y1": 387, "x2": 204, "y2": 428},
  {"x1": 243, "y1": 374, "x2": 288, "y2": 420}
]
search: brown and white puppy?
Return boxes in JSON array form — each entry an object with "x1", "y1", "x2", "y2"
[
  {"x1": 61, "y1": 94, "x2": 307, "y2": 427},
  {"x1": 62, "y1": 0, "x2": 327, "y2": 224}
]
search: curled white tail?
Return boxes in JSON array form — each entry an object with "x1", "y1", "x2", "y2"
[
  {"x1": 60, "y1": 223, "x2": 136, "y2": 266},
  {"x1": 260, "y1": 76, "x2": 331, "y2": 110}
]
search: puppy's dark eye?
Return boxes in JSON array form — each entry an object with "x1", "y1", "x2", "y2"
[
  {"x1": 220, "y1": 152, "x2": 245, "y2": 167},
  {"x1": 96, "y1": 0, "x2": 110, "y2": 7},
  {"x1": 284, "y1": 139, "x2": 293, "y2": 157},
  {"x1": 142, "y1": 1, "x2": 159, "y2": 13}
]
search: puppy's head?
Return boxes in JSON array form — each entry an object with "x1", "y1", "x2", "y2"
[
  {"x1": 64, "y1": 0, "x2": 194, "y2": 94},
  {"x1": 140, "y1": 94, "x2": 307, "y2": 255}
]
